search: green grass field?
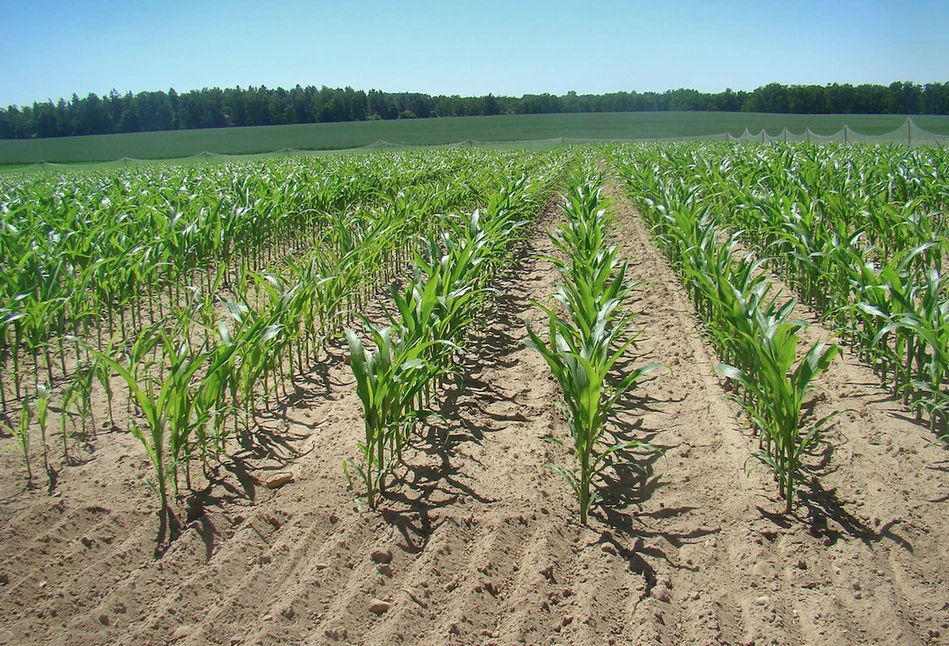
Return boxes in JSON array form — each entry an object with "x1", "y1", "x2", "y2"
[{"x1": 2, "y1": 112, "x2": 948, "y2": 165}]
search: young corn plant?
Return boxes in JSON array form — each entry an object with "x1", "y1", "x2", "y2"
[
  {"x1": 526, "y1": 308, "x2": 659, "y2": 524},
  {"x1": 160, "y1": 333, "x2": 208, "y2": 495},
  {"x1": 194, "y1": 323, "x2": 238, "y2": 467},
  {"x1": 528, "y1": 173, "x2": 660, "y2": 525},
  {"x1": 3, "y1": 398, "x2": 33, "y2": 488},
  {"x1": 91, "y1": 332, "x2": 121, "y2": 430},
  {"x1": 219, "y1": 293, "x2": 282, "y2": 441},
  {"x1": 36, "y1": 383, "x2": 52, "y2": 489},
  {"x1": 344, "y1": 324, "x2": 443, "y2": 509},
  {"x1": 92, "y1": 329, "x2": 205, "y2": 548},
  {"x1": 717, "y1": 322, "x2": 839, "y2": 514},
  {"x1": 59, "y1": 378, "x2": 80, "y2": 465}
]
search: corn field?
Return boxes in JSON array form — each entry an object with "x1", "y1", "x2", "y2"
[
  {"x1": 1, "y1": 141, "x2": 947, "y2": 542},
  {"x1": 0, "y1": 149, "x2": 567, "y2": 538},
  {"x1": 610, "y1": 141, "x2": 949, "y2": 511}
]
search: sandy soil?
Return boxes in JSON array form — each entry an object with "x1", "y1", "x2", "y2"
[{"x1": 1, "y1": 178, "x2": 948, "y2": 645}]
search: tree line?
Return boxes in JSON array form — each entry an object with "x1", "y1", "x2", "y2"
[{"x1": 1, "y1": 81, "x2": 947, "y2": 140}]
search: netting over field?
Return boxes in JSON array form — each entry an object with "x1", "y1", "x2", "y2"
[
  {"x1": 3, "y1": 118, "x2": 946, "y2": 172},
  {"x1": 732, "y1": 119, "x2": 949, "y2": 146}
]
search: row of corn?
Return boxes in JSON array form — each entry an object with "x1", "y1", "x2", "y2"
[
  {"x1": 625, "y1": 142, "x2": 949, "y2": 436},
  {"x1": 612, "y1": 147, "x2": 839, "y2": 514},
  {"x1": 0, "y1": 150, "x2": 558, "y2": 547},
  {"x1": 345, "y1": 172, "x2": 556, "y2": 508},
  {"x1": 0, "y1": 151, "x2": 514, "y2": 412},
  {"x1": 527, "y1": 170, "x2": 660, "y2": 525}
]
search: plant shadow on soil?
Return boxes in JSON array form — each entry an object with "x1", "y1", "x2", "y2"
[
  {"x1": 158, "y1": 423, "x2": 311, "y2": 559},
  {"x1": 378, "y1": 389, "x2": 508, "y2": 554},
  {"x1": 583, "y1": 329, "x2": 719, "y2": 593},
  {"x1": 377, "y1": 335, "x2": 526, "y2": 551},
  {"x1": 149, "y1": 383, "x2": 319, "y2": 556},
  {"x1": 592, "y1": 401, "x2": 706, "y2": 592},
  {"x1": 367, "y1": 235, "x2": 547, "y2": 551},
  {"x1": 797, "y1": 481, "x2": 912, "y2": 551},
  {"x1": 746, "y1": 473, "x2": 915, "y2": 554}
]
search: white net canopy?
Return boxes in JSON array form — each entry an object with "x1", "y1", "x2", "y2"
[
  {"x1": 3, "y1": 119, "x2": 946, "y2": 172},
  {"x1": 726, "y1": 119, "x2": 949, "y2": 146}
]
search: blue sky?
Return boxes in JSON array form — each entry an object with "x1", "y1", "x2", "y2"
[{"x1": 1, "y1": 0, "x2": 946, "y2": 107}]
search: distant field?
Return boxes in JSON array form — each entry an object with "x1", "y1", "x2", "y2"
[{"x1": 2, "y1": 112, "x2": 948, "y2": 164}]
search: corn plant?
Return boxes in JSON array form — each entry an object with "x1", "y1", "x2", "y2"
[
  {"x1": 58, "y1": 380, "x2": 78, "y2": 465},
  {"x1": 160, "y1": 334, "x2": 208, "y2": 495},
  {"x1": 528, "y1": 173, "x2": 660, "y2": 524},
  {"x1": 35, "y1": 383, "x2": 52, "y2": 488},
  {"x1": 63, "y1": 357, "x2": 96, "y2": 438},
  {"x1": 3, "y1": 398, "x2": 33, "y2": 487},
  {"x1": 526, "y1": 310, "x2": 659, "y2": 524},
  {"x1": 344, "y1": 324, "x2": 443, "y2": 508},
  {"x1": 194, "y1": 322, "x2": 239, "y2": 465},
  {"x1": 718, "y1": 323, "x2": 839, "y2": 513},
  {"x1": 91, "y1": 329, "x2": 205, "y2": 545},
  {"x1": 92, "y1": 332, "x2": 121, "y2": 429}
]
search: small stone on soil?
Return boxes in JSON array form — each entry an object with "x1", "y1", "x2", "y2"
[
  {"x1": 371, "y1": 548, "x2": 393, "y2": 564},
  {"x1": 652, "y1": 585, "x2": 671, "y2": 602},
  {"x1": 369, "y1": 599, "x2": 390, "y2": 615},
  {"x1": 265, "y1": 472, "x2": 294, "y2": 489}
]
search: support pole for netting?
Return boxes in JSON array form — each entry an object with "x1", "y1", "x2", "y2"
[
  {"x1": 761, "y1": 130, "x2": 765, "y2": 143},
  {"x1": 725, "y1": 132, "x2": 730, "y2": 142},
  {"x1": 843, "y1": 126, "x2": 848, "y2": 146},
  {"x1": 783, "y1": 128, "x2": 788, "y2": 144},
  {"x1": 907, "y1": 118, "x2": 912, "y2": 147},
  {"x1": 806, "y1": 129, "x2": 811, "y2": 143}
]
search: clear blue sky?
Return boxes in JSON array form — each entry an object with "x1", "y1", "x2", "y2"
[{"x1": 1, "y1": 0, "x2": 946, "y2": 107}]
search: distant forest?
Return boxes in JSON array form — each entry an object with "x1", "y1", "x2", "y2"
[{"x1": 1, "y1": 81, "x2": 947, "y2": 140}]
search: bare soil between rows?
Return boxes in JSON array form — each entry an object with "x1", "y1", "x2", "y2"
[{"x1": 1, "y1": 181, "x2": 948, "y2": 645}]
